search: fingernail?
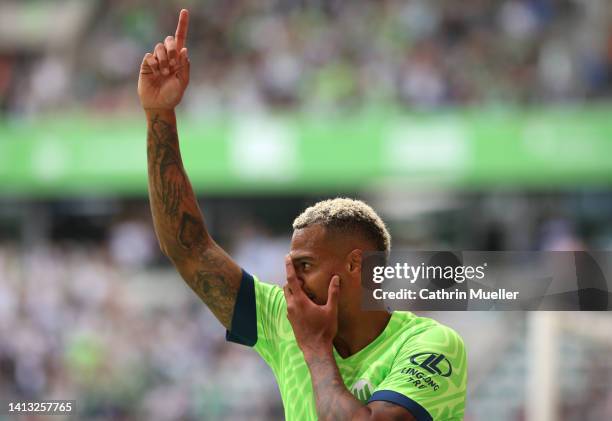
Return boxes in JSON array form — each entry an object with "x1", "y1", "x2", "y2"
[
  {"x1": 333, "y1": 277, "x2": 340, "y2": 286},
  {"x1": 162, "y1": 68, "x2": 169, "y2": 76}
]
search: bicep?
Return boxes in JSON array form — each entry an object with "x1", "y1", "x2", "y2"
[
  {"x1": 173, "y1": 239, "x2": 242, "y2": 329},
  {"x1": 366, "y1": 401, "x2": 416, "y2": 421}
]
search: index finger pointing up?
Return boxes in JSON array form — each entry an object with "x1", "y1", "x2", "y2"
[{"x1": 175, "y1": 9, "x2": 189, "y2": 51}]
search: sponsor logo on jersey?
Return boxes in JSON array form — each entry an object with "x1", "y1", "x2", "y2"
[
  {"x1": 400, "y1": 366, "x2": 441, "y2": 391},
  {"x1": 409, "y1": 352, "x2": 452, "y2": 377},
  {"x1": 398, "y1": 352, "x2": 452, "y2": 391}
]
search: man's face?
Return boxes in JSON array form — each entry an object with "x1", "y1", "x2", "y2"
[{"x1": 289, "y1": 224, "x2": 346, "y2": 305}]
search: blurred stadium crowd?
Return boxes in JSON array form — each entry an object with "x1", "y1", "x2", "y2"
[
  {"x1": 0, "y1": 246, "x2": 283, "y2": 420},
  {"x1": 1, "y1": 1, "x2": 612, "y2": 420},
  {"x1": 1, "y1": 0, "x2": 612, "y2": 116}
]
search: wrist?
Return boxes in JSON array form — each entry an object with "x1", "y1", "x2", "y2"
[
  {"x1": 144, "y1": 108, "x2": 176, "y2": 121},
  {"x1": 302, "y1": 343, "x2": 334, "y2": 365}
]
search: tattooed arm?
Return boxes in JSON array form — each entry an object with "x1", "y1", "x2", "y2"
[
  {"x1": 145, "y1": 109, "x2": 241, "y2": 328},
  {"x1": 138, "y1": 10, "x2": 241, "y2": 329},
  {"x1": 305, "y1": 351, "x2": 416, "y2": 421}
]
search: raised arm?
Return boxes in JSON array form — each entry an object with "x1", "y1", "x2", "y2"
[{"x1": 138, "y1": 9, "x2": 241, "y2": 329}]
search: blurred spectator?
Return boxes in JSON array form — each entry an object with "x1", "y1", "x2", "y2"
[
  {"x1": 0, "y1": 243, "x2": 282, "y2": 419},
  {"x1": 108, "y1": 218, "x2": 156, "y2": 269},
  {"x1": 1, "y1": 0, "x2": 612, "y2": 118}
]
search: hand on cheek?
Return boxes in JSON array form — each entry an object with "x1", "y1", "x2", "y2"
[{"x1": 284, "y1": 255, "x2": 340, "y2": 357}]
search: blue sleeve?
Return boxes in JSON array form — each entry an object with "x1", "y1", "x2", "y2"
[
  {"x1": 225, "y1": 270, "x2": 257, "y2": 347},
  {"x1": 368, "y1": 390, "x2": 432, "y2": 421}
]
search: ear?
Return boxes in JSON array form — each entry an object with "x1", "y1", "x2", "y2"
[{"x1": 347, "y1": 249, "x2": 363, "y2": 274}]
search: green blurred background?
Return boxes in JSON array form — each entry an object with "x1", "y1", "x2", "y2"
[
  {"x1": 1, "y1": 1, "x2": 612, "y2": 420},
  {"x1": 2, "y1": 106, "x2": 612, "y2": 195}
]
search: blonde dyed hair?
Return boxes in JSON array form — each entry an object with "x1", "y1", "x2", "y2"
[{"x1": 293, "y1": 198, "x2": 391, "y2": 256}]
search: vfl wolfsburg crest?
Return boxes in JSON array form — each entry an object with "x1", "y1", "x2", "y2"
[{"x1": 351, "y1": 379, "x2": 374, "y2": 401}]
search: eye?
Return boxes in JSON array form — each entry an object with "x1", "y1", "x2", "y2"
[{"x1": 302, "y1": 262, "x2": 311, "y2": 271}]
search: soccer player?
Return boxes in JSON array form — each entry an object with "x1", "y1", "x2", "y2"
[{"x1": 138, "y1": 9, "x2": 467, "y2": 421}]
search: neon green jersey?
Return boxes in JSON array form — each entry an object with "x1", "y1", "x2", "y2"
[{"x1": 227, "y1": 271, "x2": 467, "y2": 421}]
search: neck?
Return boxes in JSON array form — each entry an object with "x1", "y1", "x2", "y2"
[{"x1": 333, "y1": 310, "x2": 392, "y2": 358}]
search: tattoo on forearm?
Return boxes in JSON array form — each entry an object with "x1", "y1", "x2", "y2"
[
  {"x1": 195, "y1": 266, "x2": 236, "y2": 327},
  {"x1": 148, "y1": 115, "x2": 200, "y2": 249},
  {"x1": 146, "y1": 113, "x2": 240, "y2": 330},
  {"x1": 148, "y1": 116, "x2": 186, "y2": 218},
  {"x1": 186, "y1": 245, "x2": 238, "y2": 328},
  {"x1": 308, "y1": 355, "x2": 364, "y2": 421},
  {"x1": 308, "y1": 355, "x2": 413, "y2": 421},
  {"x1": 178, "y1": 212, "x2": 204, "y2": 249}
]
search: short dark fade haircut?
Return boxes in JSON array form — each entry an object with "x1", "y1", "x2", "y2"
[{"x1": 292, "y1": 198, "x2": 391, "y2": 258}]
